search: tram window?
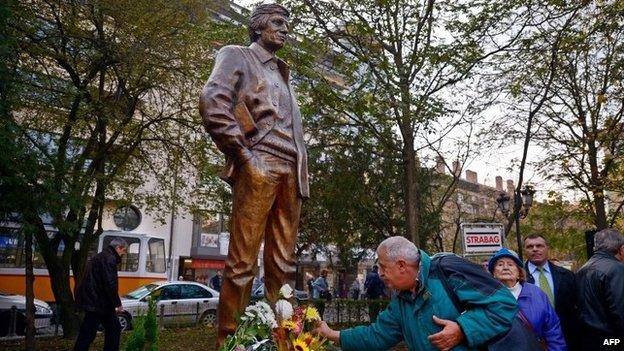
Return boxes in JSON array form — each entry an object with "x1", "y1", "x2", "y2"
[
  {"x1": 33, "y1": 237, "x2": 64, "y2": 269},
  {"x1": 0, "y1": 228, "x2": 23, "y2": 268},
  {"x1": 146, "y1": 238, "x2": 165, "y2": 273},
  {"x1": 0, "y1": 228, "x2": 61, "y2": 269},
  {"x1": 102, "y1": 235, "x2": 140, "y2": 272}
]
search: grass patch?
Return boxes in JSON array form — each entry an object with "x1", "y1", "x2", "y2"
[
  {"x1": 0, "y1": 326, "x2": 218, "y2": 351},
  {"x1": 0, "y1": 324, "x2": 409, "y2": 350}
]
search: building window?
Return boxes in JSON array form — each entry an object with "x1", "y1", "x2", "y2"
[
  {"x1": 201, "y1": 212, "x2": 228, "y2": 234},
  {"x1": 113, "y1": 205, "x2": 141, "y2": 231},
  {"x1": 193, "y1": 211, "x2": 229, "y2": 248}
]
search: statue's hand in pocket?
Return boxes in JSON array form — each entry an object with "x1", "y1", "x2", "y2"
[{"x1": 241, "y1": 150, "x2": 268, "y2": 179}]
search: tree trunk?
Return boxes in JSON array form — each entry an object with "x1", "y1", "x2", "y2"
[
  {"x1": 71, "y1": 226, "x2": 95, "y2": 288},
  {"x1": 402, "y1": 135, "x2": 420, "y2": 246},
  {"x1": 29, "y1": 218, "x2": 80, "y2": 338},
  {"x1": 23, "y1": 212, "x2": 79, "y2": 337},
  {"x1": 24, "y1": 228, "x2": 36, "y2": 350},
  {"x1": 588, "y1": 143, "x2": 608, "y2": 230},
  {"x1": 593, "y1": 192, "x2": 608, "y2": 230},
  {"x1": 48, "y1": 262, "x2": 79, "y2": 338}
]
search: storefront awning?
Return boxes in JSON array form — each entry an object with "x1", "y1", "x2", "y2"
[{"x1": 190, "y1": 259, "x2": 225, "y2": 269}]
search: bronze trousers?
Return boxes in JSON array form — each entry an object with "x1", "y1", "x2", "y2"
[{"x1": 217, "y1": 151, "x2": 301, "y2": 345}]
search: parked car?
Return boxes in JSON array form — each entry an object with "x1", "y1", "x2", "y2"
[
  {"x1": 119, "y1": 281, "x2": 219, "y2": 331},
  {"x1": 250, "y1": 283, "x2": 309, "y2": 303},
  {"x1": 0, "y1": 292, "x2": 53, "y2": 337}
]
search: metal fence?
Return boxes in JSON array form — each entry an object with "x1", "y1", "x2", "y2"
[
  {"x1": 154, "y1": 301, "x2": 216, "y2": 330},
  {"x1": 305, "y1": 298, "x2": 390, "y2": 327},
  {"x1": 2, "y1": 299, "x2": 389, "y2": 337}
]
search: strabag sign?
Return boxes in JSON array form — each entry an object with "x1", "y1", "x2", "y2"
[{"x1": 461, "y1": 223, "x2": 504, "y2": 255}]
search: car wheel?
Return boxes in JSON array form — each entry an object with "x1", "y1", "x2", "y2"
[
  {"x1": 199, "y1": 310, "x2": 216, "y2": 328},
  {"x1": 118, "y1": 313, "x2": 132, "y2": 331}
]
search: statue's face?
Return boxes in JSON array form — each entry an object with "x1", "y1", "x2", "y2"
[{"x1": 257, "y1": 14, "x2": 289, "y2": 52}]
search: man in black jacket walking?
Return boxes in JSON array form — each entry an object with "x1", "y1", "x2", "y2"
[
  {"x1": 576, "y1": 229, "x2": 624, "y2": 350},
  {"x1": 74, "y1": 238, "x2": 127, "y2": 351}
]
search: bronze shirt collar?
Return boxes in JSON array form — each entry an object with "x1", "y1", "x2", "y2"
[{"x1": 249, "y1": 42, "x2": 290, "y2": 82}]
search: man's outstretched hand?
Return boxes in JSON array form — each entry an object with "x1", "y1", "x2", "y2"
[
  {"x1": 427, "y1": 315, "x2": 465, "y2": 351},
  {"x1": 313, "y1": 321, "x2": 341, "y2": 344}
]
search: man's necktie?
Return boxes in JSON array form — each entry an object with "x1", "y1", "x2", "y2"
[{"x1": 538, "y1": 266, "x2": 555, "y2": 306}]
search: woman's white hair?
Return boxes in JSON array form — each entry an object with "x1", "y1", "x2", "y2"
[{"x1": 378, "y1": 236, "x2": 420, "y2": 265}]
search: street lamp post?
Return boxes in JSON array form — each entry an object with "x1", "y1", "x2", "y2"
[
  {"x1": 496, "y1": 192, "x2": 511, "y2": 217},
  {"x1": 520, "y1": 185, "x2": 536, "y2": 218},
  {"x1": 496, "y1": 185, "x2": 535, "y2": 261},
  {"x1": 515, "y1": 184, "x2": 535, "y2": 261}
]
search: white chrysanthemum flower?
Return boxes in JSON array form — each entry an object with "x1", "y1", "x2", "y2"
[
  {"x1": 256, "y1": 301, "x2": 271, "y2": 312},
  {"x1": 275, "y1": 299, "x2": 294, "y2": 320},
  {"x1": 279, "y1": 284, "x2": 294, "y2": 299},
  {"x1": 248, "y1": 301, "x2": 277, "y2": 328}
]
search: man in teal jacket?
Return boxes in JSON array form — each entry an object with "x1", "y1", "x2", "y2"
[{"x1": 314, "y1": 236, "x2": 518, "y2": 351}]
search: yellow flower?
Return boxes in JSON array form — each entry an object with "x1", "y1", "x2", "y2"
[
  {"x1": 293, "y1": 337, "x2": 310, "y2": 351},
  {"x1": 304, "y1": 306, "x2": 321, "y2": 321},
  {"x1": 281, "y1": 319, "x2": 297, "y2": 330},
  {"x1": 300, "y1": 332, "x2": 315, "y2": 345}
]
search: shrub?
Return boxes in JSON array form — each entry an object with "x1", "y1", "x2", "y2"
[{"x1": 124, "y1": 297, "x2": 159, "y2": 351}]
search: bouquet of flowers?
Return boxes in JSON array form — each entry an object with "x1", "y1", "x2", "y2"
[{"x1": 221, "y1": 284, "x2": 332, "y2": 351}]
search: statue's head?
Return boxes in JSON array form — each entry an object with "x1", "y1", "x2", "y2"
[{"x1": 249, "y1": 3, "x2": 290, "y2": 52}]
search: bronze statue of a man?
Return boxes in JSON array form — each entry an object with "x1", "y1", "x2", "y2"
[{"x1": 199, "y1": 3, "x2": 309, "y2": 345}]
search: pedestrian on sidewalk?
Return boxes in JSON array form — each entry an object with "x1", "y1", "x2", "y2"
[
  {"x1": 576, "y1": 229, "x2": 624, "y2": 350},
  {"x1": 73, "y1": 238, "x2": 127, "y2": 351},
  {"x1": 364, "y1": 265, "x2": 385, "y2": 321},
  {"x1": 210, "y1": 270, "x2": 223, "y2": 291}
]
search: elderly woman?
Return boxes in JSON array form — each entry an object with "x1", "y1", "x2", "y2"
[{"x1": 488, "y1": 248, "x2": 567, "y2": 351}]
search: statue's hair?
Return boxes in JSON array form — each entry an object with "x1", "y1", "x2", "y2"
[
  {"x1": 594, "y1": 228, "x2": 624, "y2": 254},
  {"x1": 249, "y1": 4, "x2": 289, "y2": 43},
  {"x1": 377, "y1": 236, "x2": 420, "y2": 265}
]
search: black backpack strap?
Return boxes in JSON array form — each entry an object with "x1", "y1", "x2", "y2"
[{"x1": 431, "y1": 254, "x2": 465, "y2": 313}]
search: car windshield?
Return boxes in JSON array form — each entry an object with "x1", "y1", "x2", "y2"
[{"x1": 123, "y1": 284, "x2": 159, "y2": 299}]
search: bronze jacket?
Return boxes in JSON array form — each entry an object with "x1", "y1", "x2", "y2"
[{"x1": 199, "y1": 43, "x2": 309, "y2": 198}]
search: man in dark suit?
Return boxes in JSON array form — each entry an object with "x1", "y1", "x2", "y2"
[
  {"x1": 199, "y1": 3, "x2": 309, "y2": 346},
  {"x1": 524, "y1": 234, "x2": 579, "y2": 350}
]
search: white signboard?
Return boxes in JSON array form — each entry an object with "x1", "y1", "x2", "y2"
[
  {"x1": 219, "y1": 232, "x2": 230, "y2": 255},
  {"x1": 461, "y1": 223, "x2": 504, "y2": 256}
]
